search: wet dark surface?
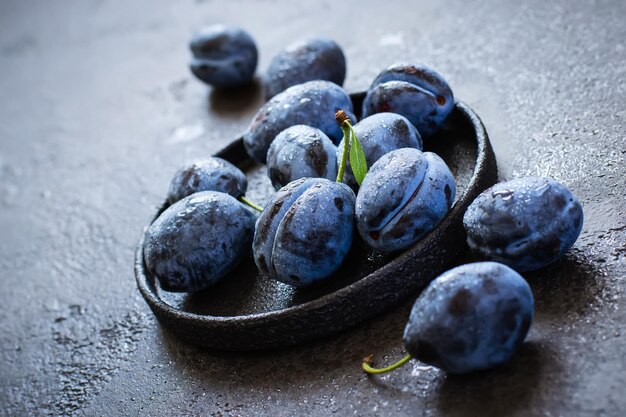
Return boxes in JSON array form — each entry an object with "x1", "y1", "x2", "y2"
[{"x1": 0, "y1": 0, "x2": 624, "y2": 416}]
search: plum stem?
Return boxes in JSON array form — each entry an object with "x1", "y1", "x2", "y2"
[
  {"x1": 239, "y1": 196, "x2": 263, "y2": 212},
  {"x1": 362, "y1": 353, "x2": 412, "y2": 374},
  {"x1": 336, "y1": 121, "x2": 351, "y2": 183},
  {"x1": 335, "y1": 109, "x2": 367, "y2": 185}
]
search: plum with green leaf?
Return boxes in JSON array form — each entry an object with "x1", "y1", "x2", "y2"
[{"x1": 252, "y1": 110, "x2": 367, "y2": 286}]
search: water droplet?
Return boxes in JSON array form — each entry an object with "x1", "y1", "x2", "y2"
[
  {"x1": 188, "y1": 195, "x2": 204, "y2": 205},
  {"x1": 536, "y1": 182, "x2": 550, "y2": 195},
  {"x1": 167, "y1": 123, "x2": 205, "y2": 144},
  {"x1": 492, "y1": 189, "x2": 513, "y2": 201},
  {"x1": 378, "y1": 32, "x2": 405, "y2": 47}
]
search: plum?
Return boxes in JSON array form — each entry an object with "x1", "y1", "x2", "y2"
[
  {"x1": 265, "y1": 37, "x2": 346, "y2": 99},
  {"x1": 463, "y1": 177, "x2": 584, "y2": 272},
  {"x1": 266, "y1": 125, "x2": 337, "y2": 190},
  {"x1": 336, "y1": 112, "x2": 422, "y2": 188},
  {"x1": 362, "y1": 64, "x2": 454, "y2": 137},
  {"x1": 167, "y1": 157, "x2": 247, "y2": 205},
  {"x1": 253, "y1": 178, "x2": 355, "y2": 286},
  {"x1": 356, "y1": 148, "x2": 455, "y2": 252},
  {"x1": 144, "y1": 191, "x2": 256, "y2": 292},
  {"x1": 189, "y1": 25, "x2": 257, "y2": 88},
  {"x1": 403, "y1": 262, "x2": 534, "y2": 374},
  {"x1": 243, "y1": 80, "x2": 355, "y2": 163}
]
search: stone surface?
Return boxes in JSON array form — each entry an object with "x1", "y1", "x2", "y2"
[{"x1": 0, "y1": 0, "x2": 624, "y2": 416}]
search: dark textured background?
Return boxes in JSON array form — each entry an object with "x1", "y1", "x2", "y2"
[{"x1": 1, "y1": 0, "x2": 624, "y2": 416}]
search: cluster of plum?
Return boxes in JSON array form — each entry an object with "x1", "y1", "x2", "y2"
[{"x1": 143, "y1": 25, "x2": 584, "y2": 375}]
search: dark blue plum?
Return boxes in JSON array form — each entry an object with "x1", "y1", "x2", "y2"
[
  {"x1": 336, "y1": 112, "x2": 422, "y2": 187},
  {"x1": 253, "y1": 178, "x2": 355, "y2": 287},
  {"x1": 265, "y1": 37, "x2": 346, "y2": 99},
  {"x1": 463, "y1": 177, "x2": 584, "y2": 272},
  {"x1": 144, "y1": 191, "x2": 256, "y2": 293},
  {"x1": 356, "y1": 148, "x2": 455, "y2": 252},
  {"x1": 167, "y1": 157, "x2": 247, "y2": 205},
  {"x1": 243, "y1": 80, "x2": 355, "y2": 163},
  {"x1": 362, "y1": 64, "x2": 454, "y2": 137},
  {"x1": 403, "y1": 262, "x2": 534, "y2": 374},
  {"x1": 368, "y1": 63, "x2": 453, "y2": 95},
  {"x1": 266, "y1": 125, "x2": 337, "y2": 190},
  {"x1": 189, "y1": 25, "x2": 258, "y2": 88}
]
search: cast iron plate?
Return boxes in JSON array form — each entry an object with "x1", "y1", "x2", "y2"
[{"x1": 135, "y1": 93, "x2": 498, "y2": 351}]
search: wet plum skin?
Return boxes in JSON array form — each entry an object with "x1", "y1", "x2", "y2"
[
  {"x1": 356, "y1": 148, "x2": 456, "y2": 253},
  {"x1": 167, "y1": 157, "x2": 247, "y2": 205},
  {"x1": 463, "y1": 177, "x2": 584, "y2": 272},
  {"x1": 403, "y1": 262, "x2": 534, "y2": 374},
  {"x1": 243, "y1": 80, "x2": 355, "y2": 163},
  {"x1": 362, "y1": 63, "x2": 454, "y2": 137},
  {"x1": 265, "y1": 37, "x2": 346, "y2": 100},
  {"x1": 363, "y1": 81, "x2": 443, "y2": 137},
  {"x1": 368, "y1": 63, "x2": 453, "y2": 97},
  {"x1": 266, "y1": 125, "x2": 338, "y2": 191},
  {"x1": 253, "y1": 178, "x2": 355, "y2": 287},
  {"x1": 189, "y1": 25, "x2": 258, "y2": 88},
  {"x1": 144, "y1": 191, "x2": 256, "y2": 293},
  {"x1": 336, "y1": 112, "x2": 422, "y2": 188}
]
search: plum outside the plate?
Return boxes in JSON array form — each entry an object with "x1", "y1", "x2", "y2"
[
  {"x1": 362, "y1": 63, "x2": 454, "y2": 137},
  {"x1": 144, "y1": 191, "x2": 256, "y2": 293},
  {"x1": 336, "y1": 112, "x2": 422, "y2": 188},
  {"x1": 189, "y1": 25, "x2": 258, "y2": 88},
  {"x1": 253, "y1": 178, "x2": 355, "y2": 287},
  {"x1": 243, "y1": 80, "x2": 355, "y2": 163},
  {"x1": 403, "y1": 262, "x2": 534, "y2": 374},
  {"x1": 265, "y1": 37, "x2": 346, "y2": 99},
  {"x1": 355, "y1": 148, "x2": 456, "y2": 252},
  {"x1": 167, "y1": 157, "x2": 247, "y2": 205},
  {"x1": 463, "y1": 177, "x2": 584, "y2": 272},
  {"x1": 266, "y1": 125, "x2": 338, "y2": 191}
]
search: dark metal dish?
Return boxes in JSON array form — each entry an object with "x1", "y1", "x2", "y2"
[{"x1": 134, "y1": 93, "x2": 498, "y2": 351}]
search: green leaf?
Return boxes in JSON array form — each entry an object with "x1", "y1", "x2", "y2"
[{"x1": 349, "y1": 126, "x2": 368, "y2": 186}]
